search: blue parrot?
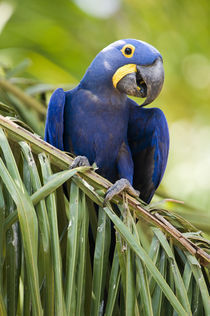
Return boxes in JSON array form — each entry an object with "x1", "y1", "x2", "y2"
[{"x1": 45, "y1": 39, "x2": 169, "y2": 204}]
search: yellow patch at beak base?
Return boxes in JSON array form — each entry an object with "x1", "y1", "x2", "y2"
[{"x1": 112, "y1": 64, "x2": 137, "y2": 88}]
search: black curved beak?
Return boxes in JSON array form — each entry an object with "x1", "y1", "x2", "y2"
[
  {"x1": 137, "y1": 57, "x2": 164, "y2": 106},
  {"x1": 117, "y1": 57, "x2": 164, "y2": 106}
]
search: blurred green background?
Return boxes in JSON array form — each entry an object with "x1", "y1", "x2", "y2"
[{"x1": 0, "y1": 0, "x2": 209, "y2": 232}]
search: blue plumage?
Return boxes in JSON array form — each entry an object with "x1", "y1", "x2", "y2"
[
  {"x1": 45, "y1": 39, "x2": 169, "y2": 203},
  {"x1": 128, "y1": 99, "x2": 169, "y2": 202}
]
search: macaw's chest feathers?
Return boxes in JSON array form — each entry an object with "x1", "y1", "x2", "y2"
[
  {"x1": 44, "y1": 39, "x2": 169, "y2": 203},
  {"x1": 63, "y1": 88, "x2": 130, "y2": 182}
]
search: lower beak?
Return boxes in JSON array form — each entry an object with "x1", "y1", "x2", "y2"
[{"x1": 115, "y1": 57, "x2": 164, "y2": 106}]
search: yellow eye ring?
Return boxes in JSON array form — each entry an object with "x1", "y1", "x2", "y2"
[{"x1": 121, "y1": 44, "x2": 135, "y2": 58}]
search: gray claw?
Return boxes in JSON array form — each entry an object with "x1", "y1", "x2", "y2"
[
  {"x1": 70, "y1": 155, "x2": 90, "y2": 169},
  {"x1": 104, "y1": 178, "x2": 139, "y2": 205}
]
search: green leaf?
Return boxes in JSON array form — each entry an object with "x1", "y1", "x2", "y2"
[
  {"x1": 76, "y1": 192, "x2": 89, "y2": 316},
  {"x1": 153, "y1": 228, "x2": 192, "y2": 315},
  {"x1": 20, "y1": 141, "x2": 54, "y2": 315},
  {"x1": 4, "y1": 166, "x2": 89, "y2": 231},
  {"x1": 0, "y1": 79, "x2": 46, "y2": 115},
  {"x1": 91, "y1": 207, "x2": 111, "y2": 316},
  {"x1": 126, "y1": 208, "x2": 153, "y2": 316},
  {"x1": 39, "y1": 153, "x2": 66, "y2": 316},
  {"x1": 103, "y1": 205, "x2": 188, "y2": 316},
  {"x1": 185, "y1": 252, "x2": 210, "y2": 316},
  {"x1": 65, "y1": 182, "x2": 81, "y2": 315},
  {"x1": 0, "y1": 101, "x2": 18, "y2": 116},
  {"x1": 5, "y1": 59, "x2": 31, "y2": 79},
  {"x1": 0, "y1": 182, "x2": 7, "y2": 316},
  {"x1": 116, "y1": 231, "x2": 126, "y2": 296},
  {"x1": 152, "y1": 249, "x2": 167, "y2": 316},
  {"x1": 0, "y1": 159, "x2": 42, "y2": 315},
  {"x1": 0, "y1": 292, "x2": 7, "y2": 316},
  {"x1": 126, "y1": 238, "x2": 135, "y2": 316},
  {"x1": 105, "y1": 246, "x2": 120, "y2": 316}
]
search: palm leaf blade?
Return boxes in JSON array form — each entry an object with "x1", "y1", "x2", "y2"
[{"x1": 0, "y1": 113, "x2": 208, "y2": 316}]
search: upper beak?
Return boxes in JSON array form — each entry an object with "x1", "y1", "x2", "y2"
[
  {"x1": 137, "y1": 57, "x2": 164, "y2": 106},
  {"x1": 115, "y1": 57, "x2": 164, "y2": 106}
]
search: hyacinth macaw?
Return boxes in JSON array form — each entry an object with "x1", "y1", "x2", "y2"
[{"x1": 45, "y1": 39, "x2": 169, "y2": 204}]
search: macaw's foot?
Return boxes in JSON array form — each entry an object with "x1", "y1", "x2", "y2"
[
  {"x1": 70, "y1": 155, "x2": 90, "y2": 169},
  {"x1": 104, "y1": 178, "x2": 139, "y2": 205}
]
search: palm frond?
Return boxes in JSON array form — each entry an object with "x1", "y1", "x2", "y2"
[{"x1": 0, "y1": 114, "x2": 209, "y2": 316}]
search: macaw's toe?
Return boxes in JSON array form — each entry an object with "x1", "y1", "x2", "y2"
[
  {"x1": 70, "y1": 155, "x2": 90, "y2": 169},
  {"x1": 103, "y1": 178, "x2": 139, "y2": 205}
]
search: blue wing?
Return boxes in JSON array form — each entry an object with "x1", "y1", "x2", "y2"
[
  {"x1": 127, "y1": 99, "x2": 169, "y2": 203},
  {"x1": 44, "y1": 88, "x2": 65, "y2": 151}
]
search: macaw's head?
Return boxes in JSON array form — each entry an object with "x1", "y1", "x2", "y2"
[{"x1": 80, "y1": 39, "x2": 164, "y2": 106}]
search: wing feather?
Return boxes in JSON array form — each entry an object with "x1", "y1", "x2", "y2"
[
  {"x1": 44, "y1": 88, "x2": 65, "y2": 151},
  {"x1": 128, "y1": 99, "x2": 169, "y2": 203}
]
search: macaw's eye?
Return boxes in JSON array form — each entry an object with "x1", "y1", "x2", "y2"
[
  {"x1": 125, "y1": 47, "x2": 132, "y2": 55},
  {"x1": 121, "y1": 44, "x2": 135, "y2": 58}
]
